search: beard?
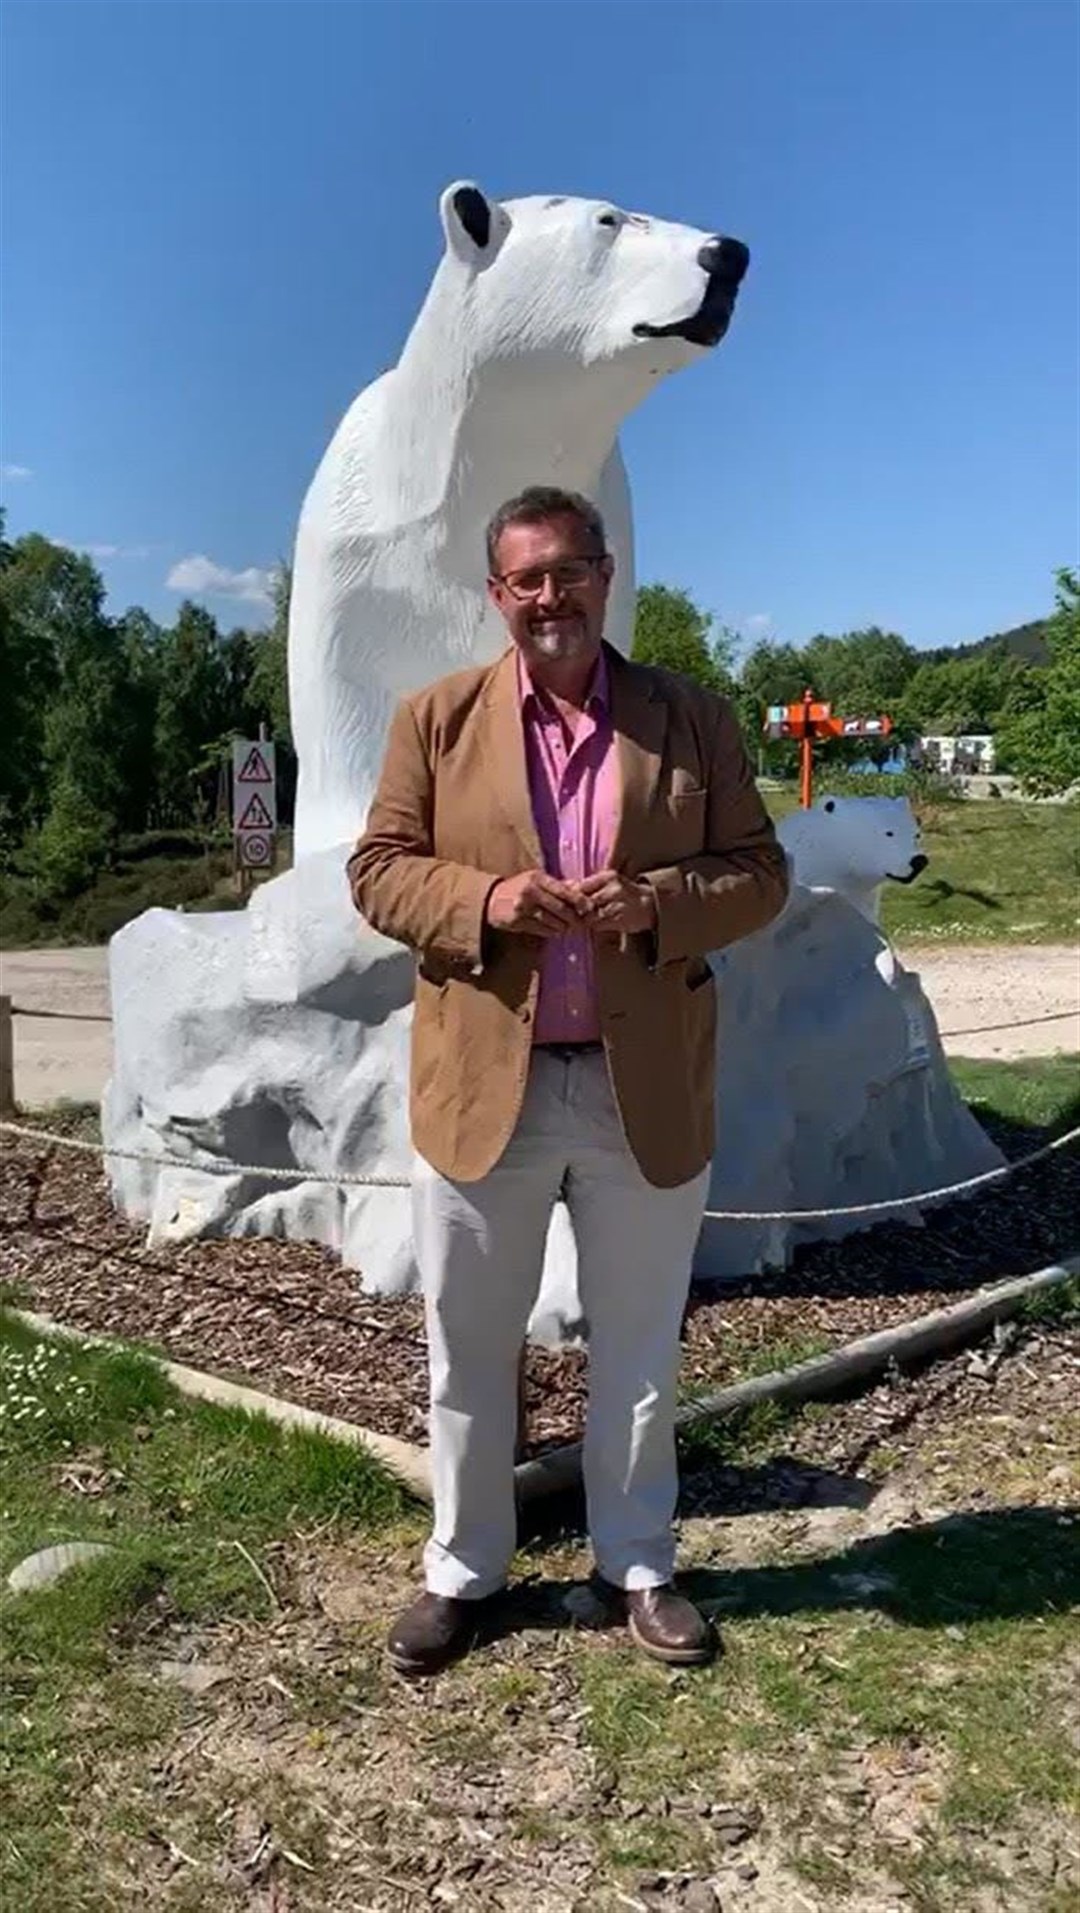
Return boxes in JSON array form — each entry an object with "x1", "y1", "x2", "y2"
[{"x1": 526, "y1": 614, "x2": 594, "y2": 661}]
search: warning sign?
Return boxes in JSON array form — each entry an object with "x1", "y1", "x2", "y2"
[
  {"x1": 237, "y1": 790, "x2": 274, "y2": 831},
  {"x1": 232, "y1": 738, "x2": 277, "y2": 831},
  {"x1": 236, "y1": 744, "x2": 273, "y2": 784}
]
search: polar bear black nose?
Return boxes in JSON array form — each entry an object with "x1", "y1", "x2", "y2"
[{"x1": 698, "y1": 236, "x2": 750, "y2": 284}]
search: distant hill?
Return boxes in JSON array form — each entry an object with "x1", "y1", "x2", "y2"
[{"x1": 921, "y1": 619, "x2": 1048, "y2": 668}]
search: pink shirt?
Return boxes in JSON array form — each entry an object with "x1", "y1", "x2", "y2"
[{"x1": 518, "y1": 651, "x2": 620, "y2": 1044}]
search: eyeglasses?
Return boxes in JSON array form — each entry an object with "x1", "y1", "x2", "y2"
[{"x1": 493, "y1": 556, "x2": 608, "y2": 600}]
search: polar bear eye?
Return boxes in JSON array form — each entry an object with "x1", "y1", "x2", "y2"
[{"x1": 885, "y1": 830, "x2": 894, "y2": 838}]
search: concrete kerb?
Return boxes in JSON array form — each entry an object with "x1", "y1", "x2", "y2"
[
  {"x1": 7, "y1": 1308, "x2": 432, "y2": 1502},
  {"x1": 9, "y1": 1254, "x2": 1077, "y2": 1514}
]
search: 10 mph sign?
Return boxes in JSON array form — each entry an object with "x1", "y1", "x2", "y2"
[{"x1": 232, "y1": 739, "x2": 276, "y2": 868}]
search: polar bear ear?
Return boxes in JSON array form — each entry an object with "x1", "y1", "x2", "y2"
[{"x1": 440, "y1": 181, "x2": 496, "y2": 262}]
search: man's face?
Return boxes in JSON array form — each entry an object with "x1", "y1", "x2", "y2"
[{"x1": 487, "y1": 514, "x2": 613, "y2": 670}]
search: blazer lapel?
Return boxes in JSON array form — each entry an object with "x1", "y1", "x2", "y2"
[
  {"x1": 607, "y1": 644, "x2": 668, "y2": 871},
  {"x1": 481, "y1": 648, "x2": 543, "y2": 866}
]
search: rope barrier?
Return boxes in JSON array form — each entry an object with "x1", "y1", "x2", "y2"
[
  {"x1": 7, "y1": 1002, "x2": 1078, "y2": 1037},
  {"x1": 8, "y1": 1005, "x2": 113, "y2": 1023},
  {"x1": 2, "y1": 1118, "x2": 1077, "y2": 1224}
]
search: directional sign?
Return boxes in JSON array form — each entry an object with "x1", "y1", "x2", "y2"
[
  {"x1": 762, "y1": 692, "x2": 894, "y2": 807},
  {"x1": 232, "y1": 739, "x2": 277, "y2": 831}
]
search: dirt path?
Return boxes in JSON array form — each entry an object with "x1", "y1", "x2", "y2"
[
  {"x1": 2, "y1": 940, "x2": 1077, "y2": 1108},
  {"x1": 2, "y1": 947, "x2": 113, "y2": 1107}
]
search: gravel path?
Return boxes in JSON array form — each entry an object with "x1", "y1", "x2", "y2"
[{"x1": 3, "y1": 940, "x2": 1078, "y2": 1108}]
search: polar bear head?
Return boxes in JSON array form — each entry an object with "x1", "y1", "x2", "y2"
[
  {"x1": 777, "y1": 796, "x2": 928, "y2": 923},
  {"x1": 429, "y1": 181, "x2": 750, "y2": 374}
]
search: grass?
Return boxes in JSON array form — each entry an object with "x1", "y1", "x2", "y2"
[
  {"x1": 947, "y1": 1052, "x2": 1080, "y2": 1137},
  {"x1": 1, "y1": 1313, "x2": 1077, "y2": 1908},
  {"x1": 0, "y1": 1312, "x2": 411, "y2": 1913},
  {"x1": 577, "y1": 1506, "x2": 1079, "y2": 1905},
  {"x1": 677, "y1": 1334, "x2": 832, "y2": 1468},
  {"x1": 763, "y1": 792, "x2": 1079, "y2": 942}
]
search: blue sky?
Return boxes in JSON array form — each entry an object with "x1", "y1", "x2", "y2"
[{"x1": 2, "y1": 0, "x2": 1077, "y2": 652}]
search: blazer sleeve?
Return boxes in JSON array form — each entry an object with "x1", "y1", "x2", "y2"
[
  {"x1": 642, "y1": 697, "x2": 790, "y2": 965},
  {"x1": 346, "y1": 698, "x2": 499, "y2": 966}
]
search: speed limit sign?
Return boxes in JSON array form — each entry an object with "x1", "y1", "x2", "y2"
[{"x1": 239, "y1": 830, "x2": 273, "y2": 868}]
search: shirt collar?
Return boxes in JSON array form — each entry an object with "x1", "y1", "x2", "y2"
[{"x1": 516, "y1": 645, "x2": 610, "y2": 715}]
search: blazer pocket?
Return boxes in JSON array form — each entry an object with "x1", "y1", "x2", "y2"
[{"x1": 667, "y1": 786, "x2": 707, "y2": 810}]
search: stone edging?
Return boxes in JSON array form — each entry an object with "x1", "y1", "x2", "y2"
[{"x1": 7, "y1": 1309, "x2": 432, "y2": 1502}]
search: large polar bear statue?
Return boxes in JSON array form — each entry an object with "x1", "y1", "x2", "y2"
[
  {"x1": 289, "y1": 181, "x2": 749, "y2": 860},
  {"x1": 102, "y1": 182, "x2": 1002, "y2": 1342}
]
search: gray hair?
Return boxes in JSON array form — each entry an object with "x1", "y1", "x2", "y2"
[{"x1": 485, "y1": 486, "x2": 607, "y2": 573}]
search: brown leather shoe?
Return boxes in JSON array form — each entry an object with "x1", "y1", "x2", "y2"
[
  {"x1": 387, "y1": 1590, "x2": 488, "y2": 1678},
  {"x1": 593, "y1": 1577, "x2": 718, "y2": 1666}
]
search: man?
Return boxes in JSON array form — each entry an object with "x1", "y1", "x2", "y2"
[{"x1": 348, "y1": 486, "x2": 788, "y2": 1677}]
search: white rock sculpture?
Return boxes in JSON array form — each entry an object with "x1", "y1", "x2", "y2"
[
  {"x1": 289, "y1": 181, "x2": 749, "y2": 860},
  {"x1": 777, "y1": 796, "x2": 928, "y2": 925},
  {"x1": 103, "y1": 182, "x2": 1003, "y2": 1346}
]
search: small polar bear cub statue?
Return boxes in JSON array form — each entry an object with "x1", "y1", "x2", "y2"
[{"x1": 777, "y1": 796, "x2": 928, "y2": 926}]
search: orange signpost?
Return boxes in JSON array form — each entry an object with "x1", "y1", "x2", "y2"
[{"x1": 765, "y1": 690, "x2": 894, "y2": 807}]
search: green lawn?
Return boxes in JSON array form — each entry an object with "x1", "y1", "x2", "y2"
[
  {"x1": 763, "y1": 793, "x2": 1079, "y2": 943},
  {"x1": 0, "y1": 1316, "x2": 411, "y2": 1912},
  {"x1": 948, "y1": 1052, "x2": 1080, "y2": 1135},
  {"x1": 2, "y1": 1302, "x2": 1078, "y2": 1909}
]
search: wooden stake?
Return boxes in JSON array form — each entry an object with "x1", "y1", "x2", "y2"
[{"x1": 0, "y1": 995, "x2": 15, "y2": 1117}]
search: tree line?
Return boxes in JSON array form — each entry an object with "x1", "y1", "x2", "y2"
[
  {"x1": 1, "y1": 514, "x2": 1076, "y2": 904},
  {"x1": 631, "y1": 574, "x2": 1079, "y2": 793}
]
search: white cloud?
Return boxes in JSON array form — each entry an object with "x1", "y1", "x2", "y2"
[
  {"x1": 1, "y1": 463, "x2": 32, "y2": 481},
  {"x1": 166, "y1": 553, "x2": 274, "y2": 606},
  {"x1": 66, "y1": 541, "x2": 153, "y2": 561},
  {"x1": 743, "y1": 612, "x2": 774, "y2": 636}
]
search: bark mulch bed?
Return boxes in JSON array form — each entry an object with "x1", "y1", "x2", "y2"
[{"x1": 2, "y1": 1109, "x2": 1076, "y2": 1462}]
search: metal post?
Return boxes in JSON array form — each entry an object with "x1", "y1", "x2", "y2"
[
  {"x1": 800, "y1": 687, "x2": 815, "y2": 808},
  {"x1": 0, "y1": 996, "x2": 15, "y2": 1117}
]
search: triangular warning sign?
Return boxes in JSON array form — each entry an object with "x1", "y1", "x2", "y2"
[
  {"x1": 237, "y1": 746, "x2": 273, "y2": 782},
  {"x1": 238, "y1": 791, "x2": 274, "y2": 829}
]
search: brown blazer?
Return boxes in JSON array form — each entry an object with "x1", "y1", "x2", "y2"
[{"x1": 347, "y1": 643, "x2": 788, "y2": 1186}]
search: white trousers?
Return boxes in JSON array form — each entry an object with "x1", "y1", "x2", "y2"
[{"x1": 412, "y1": 1049, "x2": 709, "y2": 1599}]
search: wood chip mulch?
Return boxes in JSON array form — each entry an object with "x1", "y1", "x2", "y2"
[{"x1": 2, "y1": 1111, "x2": 1076, "y2": 1461}]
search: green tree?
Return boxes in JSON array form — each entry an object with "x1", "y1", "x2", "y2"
[
  {"x1": 112, "y1": 608, "x2": 163, "y2": 831},
  {"x1": 995, "y1": 569, "x2": 1080, "y2": 794},
  {"x1": 153, "y1": 601, "x2": 230, "y2": 825},
  {"x1": 0, "y1": 531, "x2": 106, "y2": 849},
  {"x1": 246, "y1": 564, "x2": 292, "y2": 744},
  {"x1": 631, "y1": 583, "x2": 733, "y2": 692}
]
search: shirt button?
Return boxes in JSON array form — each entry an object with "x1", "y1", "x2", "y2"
[{"x1": 568, "y1": 953, "x2": 578, "y2": 965}]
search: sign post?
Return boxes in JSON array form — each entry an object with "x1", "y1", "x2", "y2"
[
  {"x1": 765, "y1": 692, "x2": 893, "y2": 807},
  {"x1": 232, "y1": 737, "x2": 277, "y2": 888}
]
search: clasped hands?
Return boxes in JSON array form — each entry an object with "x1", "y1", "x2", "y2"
[{"x1": 485, "y1": 868, "x2": 657, "y2": 939}]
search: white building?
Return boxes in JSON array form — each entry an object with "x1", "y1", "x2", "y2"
[{"x1": 916, "y1": 732, "x2": 997, "y2": 776}]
